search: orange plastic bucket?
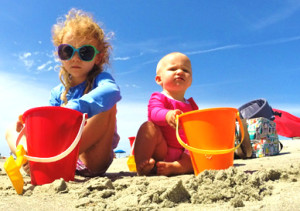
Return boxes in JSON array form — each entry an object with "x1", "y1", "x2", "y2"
[
  {"x1": 17, "y1": 106, "x2": 87, "y2": 185},
  {"x1": 176, "y1": 107, "x2": 244, "y2": 176}
]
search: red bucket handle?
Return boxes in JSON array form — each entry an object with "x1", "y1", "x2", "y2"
[{"x1": 16, "y1": 113, "x2": 87, "y2": 163}]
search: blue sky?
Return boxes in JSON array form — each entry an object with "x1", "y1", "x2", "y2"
[{"x1": 1, "y1": 1, "x2": 300, "y2": 156}]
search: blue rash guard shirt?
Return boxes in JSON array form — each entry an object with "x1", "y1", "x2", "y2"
[{"x1": 49, "y1": 71, "x2": 121, "y2": 118}]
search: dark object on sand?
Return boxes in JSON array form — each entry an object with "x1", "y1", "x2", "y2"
[{"x1": 238, "y1": 99, "x2": 275, "y2": 121}]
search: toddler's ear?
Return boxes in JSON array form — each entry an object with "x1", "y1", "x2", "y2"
[{"x1": 155, "y1": 75, "x2": 162, "y2": 86}]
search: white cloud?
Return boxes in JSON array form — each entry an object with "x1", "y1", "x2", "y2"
[
  {"x1": 113, "y1": 34, "x2": 300, "y2": 62},
  {"x1": 37, "y1": 60, "x2": 53, "y2": 71},
  {"x1": 116, "y1": 69, "x2": 139, "y2": 76},
  {"x1": 113, "y1": 52, "x2": 146, "y2": 62},
  {"x1": 252, "y1": 36, "x2": 300, "y2": 46},
  {"x1": 16, "y1": 50, "x2": 59, "y2": 73},
  {"x1": 124, "y1": 84, "x2": 140, "y2": 88},
  {"x1": 252, "y1": 2, "x2": 300, "y2": 30},
  {"x1": 19, "y1": 52, "x2": 34, "y2": 69},
  {"x1": 113, "y1": 56, "x2": 131, "y2": 61},
  {"x1": 22, "y1": 59, "x2": 34, "y2": 69},
  {"x1": 20, "y1": 52, "x2": 31, "y2": 59},
  {"x1": 132, "y1": 84, "x2": 139, "y2": 88},
  {"x1": 184, "y1": 35, "x2": 300, "y2": 56},
  {"x1": 186, "y1": 44, "x2": 241, "y2": 55},
  {"x1": 47, "y1": 52, "x2": 55, "y2": 58}
]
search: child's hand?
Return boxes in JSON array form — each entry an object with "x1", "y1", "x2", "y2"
[
  {"x1": 166, "y1": 109, "x2": 183, "y2": 129},
  {"x1": 16, "y1": 120, "x2": 24, "y2": 132},
  {"x1": 16, "y1": 115, "x2": 24, "y2": 132}
]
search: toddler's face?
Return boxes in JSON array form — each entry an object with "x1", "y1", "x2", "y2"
[{"x1": 156, "y1": 53, "x2": 192, "y2": 93}]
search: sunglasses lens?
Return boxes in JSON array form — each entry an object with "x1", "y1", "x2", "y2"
[
  {"x1": 58, "y1": 44, "x2": 74, "y2": 60},
  {"x1": 79, "y1": 46, "x2": 95, "y2": 61}
]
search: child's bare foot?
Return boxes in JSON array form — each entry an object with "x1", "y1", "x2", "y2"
[
  {"x1": 156, "y1": 161, "x2": 177, "y2": 176},
  {"x1": 137, "y1": 158, "x2": 155, "y2": 176}
]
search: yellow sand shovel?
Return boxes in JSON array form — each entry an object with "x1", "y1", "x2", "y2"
[
  {"x1": 4, "y1": 114, "x2": 27, "y2": 195},
  {"x1": 127, "y1": 155, "x2": 137, "y2": 172},
  {"x1": 4, "y1": 144, "x2": 27, "y2": 195}
]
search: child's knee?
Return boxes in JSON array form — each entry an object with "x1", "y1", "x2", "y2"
[
  {"x1": 89, "y1": 105, "x2": 117, "y2": 129},
  {"x1": 138, "y1": 121, "x2": 161, "y2": 136}
]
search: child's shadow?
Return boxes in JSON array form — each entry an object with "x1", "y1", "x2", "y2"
[{"x1": 104, "y1": 171, "x2": 137, "y2": 181}]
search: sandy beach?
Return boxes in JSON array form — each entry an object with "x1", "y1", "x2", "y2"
[{"x1": 1, "y1": 139, "x2": 300, "y2": 210}]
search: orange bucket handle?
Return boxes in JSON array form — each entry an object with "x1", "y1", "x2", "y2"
[{"x1": 176, "y1": 112, "x2": 244, "y2": 155}]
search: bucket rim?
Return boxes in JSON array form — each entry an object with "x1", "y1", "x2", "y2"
[
  {"x1": 22, "y1": 106, "x2": 82, "y2": 121},
  {"x1": 175, "y1": 107, "x2": 244, "y2": 155},
  {"x1": 178, "y1": 107, "x2": 238, "y2": 119}
]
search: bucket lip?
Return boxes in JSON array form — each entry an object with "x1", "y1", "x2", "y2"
[
  {"x1": 22, "y1": 106, "x2": 82, "y2": 121},
  {"x1": 178, "y1": 107, "x2": 238, "y2": 118}
]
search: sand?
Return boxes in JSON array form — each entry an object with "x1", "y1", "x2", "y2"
[{"x1": 1, "y1": 139, "x2": 300, "y2": 210}]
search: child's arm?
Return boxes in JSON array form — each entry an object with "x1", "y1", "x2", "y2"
[
  {"x1": 148, "y1": 93, "x2": 169, "y2": 126},
  {"x1": 148, "y1": 92, "x2": 182, "y2": 128},
  {"x1": 49, "y1": 85, "x2": 64, "y2": 106},
  {"x1": 65, "y1": 72, "x2": 121, "y2": 118}
]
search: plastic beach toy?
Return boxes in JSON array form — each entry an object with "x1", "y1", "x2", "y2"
[
  {"x1": 127, "y1": 137, "x2": 137, "y2": 172},
  {"x1": 128, "y1": 136, "x2": 135, "y2": 155},
  {"x1": 4, "y1": 106, "x2": 87, "y2": 194},
  {"x1": 4, "y1": 145, "x2": 27, "y2": 195},
  {"x1": 176, "y1": 107, "x2": 244, "y2": 176}
]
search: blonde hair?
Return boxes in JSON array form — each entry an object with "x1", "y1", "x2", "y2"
[
  {"x1": 156, "y1": 52, "x2": 190, "y2": 74},
  {"x1": 52, "y1": 8, "x2": 112, "y2": 105}
]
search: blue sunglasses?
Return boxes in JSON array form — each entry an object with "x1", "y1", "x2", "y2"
[{"x1": 58, "y1": 44, "x2": 100, "y2": 62}]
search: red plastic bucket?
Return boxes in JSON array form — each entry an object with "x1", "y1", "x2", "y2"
[
  {"x1": 18, "y1": 106, "x2": 87, "y2": 185},
  {"x1": 128, "y1": 136, "x2": 135, "y2": 155}
]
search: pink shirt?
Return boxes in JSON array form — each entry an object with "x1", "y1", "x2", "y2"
[{"x1": 148, "y1": 92, "x2": 198, "y2": 149}]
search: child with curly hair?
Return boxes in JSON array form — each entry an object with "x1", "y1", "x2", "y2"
[{"x1": 6, "y1": 8, "x2": 121, "y2": 177}]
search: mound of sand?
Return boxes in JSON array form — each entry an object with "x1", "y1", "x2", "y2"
[{"x1": 1, "y1": 139, "x2": 300, "y2": 210}]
